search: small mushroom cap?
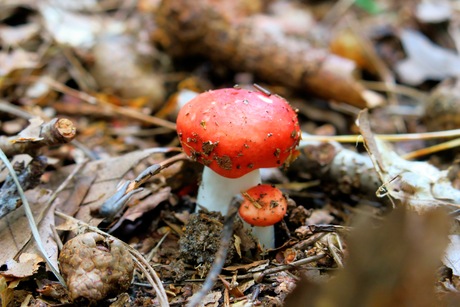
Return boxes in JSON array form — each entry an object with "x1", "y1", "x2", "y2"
[
  {"x1": 176, "y1": 88, "x2": 301, "y2": 178},
  {"x1": 239, "y1": 184, "x2": 287, "y2": 227}
]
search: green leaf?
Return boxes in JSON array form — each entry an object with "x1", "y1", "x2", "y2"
[{"x1": 355, "y1": 0, "x2": 381, "y2": 14}]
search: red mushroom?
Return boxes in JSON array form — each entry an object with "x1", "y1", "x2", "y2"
[
  {"x1": 177, "y1": 87, "x2": 300, "y2": 179},
  {"x1": 239, "y1": 184, "x2": 288, "y2": 248},
  {"x1": 239, "y1": 184, "x2": 287, "y2": 226},
  {"x1": 176, "y1": 87, "x2": 300, "y2": 232}
]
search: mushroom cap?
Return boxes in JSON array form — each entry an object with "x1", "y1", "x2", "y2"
[
  {"x1": 239, "y1": 184, "x2": 287, "y2": 227},
  {"x1": 176, "y1": 88, "x2": 301, "y2": 178}
]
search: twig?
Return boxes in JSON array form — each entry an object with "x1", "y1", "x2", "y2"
[
  {"x1": 0, "y1": 118, "x2": 76, "y2": 158},
  {"x1": 147, "y1": 231, "x2": 170, "y2": 262},
  {"x1": 361, "y1": 80, "x2": 427, "y2": 102},
  {"x1": 292, "y1": 233, "x2": 327, "y2": 251},
  {"x1": 308, "y1": 224, "x2": 351, "y2": 233},
  {"x1": 21, "y1": 76, "x2": 177, "y2": 130},
  {"x1": 0, "y1": 100, "x2": 35, "y2": 119},
  {"x1": 358, "y1": 110, "x2": 460, "y2": 211},
  {"x1": 129, "y1": 247, "x2": 169, "y2": 306},
  {"x1": 326, "y1": 233, "x2": 344, "y2": 268},
  {"x1": 70, "y1": 139, "x2": 100, "y2": 161},
  {"x1": 0, "y1": 102, "x2": 98, "y2": 161},
  {"x1": 99, "y1": 151, "x2": 187, "y2": 219},
  {"x1": 251, "y1": 253, "x2": 327, "y2": 283},
  {"x1": 0, "y1": 148, "x2": 66, "y2": 286},
  {"x1": 186, "y1": 194, "x2": 243, "y2": 307}
]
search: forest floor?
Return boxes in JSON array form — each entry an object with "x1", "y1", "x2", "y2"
[{"x1": 1, "y1": 0, "x2": 460, "y2": 306}]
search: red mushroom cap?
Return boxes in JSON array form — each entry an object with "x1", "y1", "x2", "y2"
[
  {"x1": 176, "y1": 88, "x2": 301, "y2": 178},
  {"x1": 239, "y1": 184, "x2": 287, "y2": 227}
]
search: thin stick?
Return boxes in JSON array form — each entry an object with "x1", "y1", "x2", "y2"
[
  {"x1": 361, "y1": 80, "x2": 427, "y2": 101},
  {"x1": 17, "y1": 76, "x2": 177, "y2": 130},
  {"x1": 186, "y1": 195, "x2": 243, "y2": 307},
  {"x1": 147, "y1": 231, "x2": 170, "y2": 262},
  {"x1": 251, "y1": 253, "x2": 327, "y2": 282},
  {"x1": 129, "y1": 248, "x2": 169, "y2": 306}
]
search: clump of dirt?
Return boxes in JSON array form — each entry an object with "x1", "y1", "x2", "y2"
[{"x1": 179, "y1": 211, "x2": 256, "y2": 269}]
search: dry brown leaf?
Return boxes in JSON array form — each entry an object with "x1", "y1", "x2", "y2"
[
  {"x1": 0, "y1": 188, "x2": 56, "y2": 267},
  {"x1": 200, "y1": 291, "x2": 222, "y2": 307},
  {"x1": 0, "y1": 23, "x2": 40, "y2": 46},
  {"x1": 396, "y1": 29, "x2": 460, "y2": 85},
  {"x1": 233, "y1": 234, "x2": 242, "y2": 258},
  {"x1": 0, "y1": 253, "x2": 43, "y2": 278},
  {"x1": 15, "y1": 118, "x2": 44, "y2": 142},
  {"x1": 223, "y1": 260, "x2": 269, "y2": 272},
  {"x1": 122, "y1": 187, "x2": 171, "y2": 222},
  {"x1": 43, "y1": 149, "x2": 167, "y2": 227}
]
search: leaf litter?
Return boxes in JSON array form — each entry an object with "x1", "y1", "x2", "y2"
[{"x1": 1, "y1": 0, "x2": 460, "y2": 306}]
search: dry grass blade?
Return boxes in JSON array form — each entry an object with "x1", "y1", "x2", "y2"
[
  {"x1": 128, "y1": 248, "x2": 169, "y2": 307},
  {"x1": 300, "y1": 129, "x2": 460, "y2": 145},
  {"x1": 186, "y1": 195, "x2": 242, "y2": 307},
  {"x1": 403, "y1": 138, "x2": 460, "y2": 159}
]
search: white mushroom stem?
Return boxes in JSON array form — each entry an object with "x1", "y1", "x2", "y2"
[
  {"x1": 196, "y1": 167, "x2": 276, "y2": 249},
  {"x1": 197, "y1": 167, "x2": 261, "y2": 214},
  {"x1": 247, "y1": 225, "x2": 275, "y2": 250}
]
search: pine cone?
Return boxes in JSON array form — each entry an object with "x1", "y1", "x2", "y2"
[{"x1": 58, "y1": 232, "x2": 134, "y2": 303}]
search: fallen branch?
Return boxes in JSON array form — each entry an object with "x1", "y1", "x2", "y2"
[
  {"x1": 300, "y1": 128, "x2": 460, "y2": 212},
  {"x1": 154, "y1": 0, "x2": 382, "y2": 108}
]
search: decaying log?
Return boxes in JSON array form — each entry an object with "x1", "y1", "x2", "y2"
[{"x1": 154, "y1": 0, "x2": 383, "y2": 108}]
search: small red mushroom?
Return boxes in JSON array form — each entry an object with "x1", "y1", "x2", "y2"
[
  {"x1": 239, "y1": 184, "x2": 287, "y2": 227},
  {"x1": 238, "y1": 184, "x2": 287, "y2": 248},
  {"x1": 176, "y1": 87, "x2": 300, "y2": 217}
]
